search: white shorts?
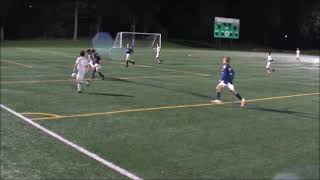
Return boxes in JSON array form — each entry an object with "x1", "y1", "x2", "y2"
[
  {"x1": 76, "y1": 70, "x2": 86, "y2": 81},
  {"x1": 266, "y1": 62, "x2": 272, "y2": 69},
  {"x1": 156, "y1": 52, "x2": 160, "y2": 58},
  {"x1": 126, "y1": 54, "x2": 131, "y2": 60},
  {"x1": 89, "y1": 62, "x2": 94, "y2": 68},
  {"x1": 93, "y1": 64, "x2": 102, "y2": 71},
  {"x1": 218, "y1": 81, "x2": 235, "y2": 91}
]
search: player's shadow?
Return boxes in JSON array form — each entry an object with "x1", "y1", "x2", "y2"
[
  {"x1": 106, "y1": 77, "x2": 131, "y2": 83},
  {"x1": 84, "y1": 92, "x2": 134, "y2": 97},
  {"x1": 246, "y1": 105, "x2": 315, "y2": 119},
  {"x1": 116, "y1": 79, "x2": 213, "y2": 99}
]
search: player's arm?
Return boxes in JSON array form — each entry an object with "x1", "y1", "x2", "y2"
[{"x1": 98, "y1": 55, "x2": 102, "y2": 65}]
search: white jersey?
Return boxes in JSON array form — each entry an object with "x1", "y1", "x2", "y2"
[
  {"x1": 296, "y1": 50, "x2": 300, "y2": 57},
  {"x1": 75, "y1": 56, "x2": 88, "y2": 72},
  {"x1": 267, "y1": 55, "x2": 273, "y2": 62},
  {"x1": 156, "y1": 46, "x2": 161, "y2": 58}
]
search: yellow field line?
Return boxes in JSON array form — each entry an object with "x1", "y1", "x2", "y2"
[
  {"x1": 1, "y1": 79, "x2": 75, "y2": 84},
  {"x1": 32, "y1": 92, "x2": 319, "y2": 121},
  {"x1": 0, "y1": 74, "x2": 210, "y2": 84},
  {"x1": 20, "y1": 112, "x2": 62, "y2": 118},
  {"x1": 0, "y1": 59, "x2": 33, "y2": 68}
]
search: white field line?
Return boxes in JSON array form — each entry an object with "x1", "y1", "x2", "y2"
[
  {"x1": 0, "y1": 104, "x2": 142, "y2": 180},
  {"x1": 16, "y1": 47, "x2": 209, "y2": 75},
  {"x1": 17, "y1": 48, "x2": 75, "y2": 57},
  {"x1": 0, "y1": 59, "x2": 33, "y2": 68}
]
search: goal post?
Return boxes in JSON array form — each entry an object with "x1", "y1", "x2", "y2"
[{"x1": 113, "y1": 32, "x2": 161, "y2": 49}]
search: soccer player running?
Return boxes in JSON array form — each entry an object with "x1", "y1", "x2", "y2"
[
  {"x1": 73, "y1": 50, "x2": 90, "y2": 93},
  {"x1": 296, "y1": 48, "x2": 300, "y2": 62},
  {"x1": 155, "y1": 43, "x2": 162, "y2": 64},
  {"x1": 86, "y1": 49, "x2": 94, "y2": 75},
  {"x1": 125, "y1": 43, "x2": 135, "y2": 67},
  {"x1": 211, "y1": 57, "x2": 246, "y2": 107},
  {"x1": 266, "y1": 51, "x2": 274, "y2": 75},
  {"x1": 91, "y1": 49, "x2": 105, "y2": 80}
]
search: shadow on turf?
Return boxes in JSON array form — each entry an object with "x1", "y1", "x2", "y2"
[
  {"x1": 106, "y1": 77, "x2": 131, "y2": 83},
  {"x1": 246, "y1": 105, "x2": 316, "y2": 119},
  {"x1": 119, "y1": 78, "x2": 213, "y2": 99},
  {"x1": 104, "y1": 76, "x2": 213, "y2": 99},
  {"x1": 84, "y1": 92, "x2": 134, "y2": 97}
]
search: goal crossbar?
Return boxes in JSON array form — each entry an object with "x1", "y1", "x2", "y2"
[{"x1": 113, "y1": 32, "x2": 161, "y2": 48}]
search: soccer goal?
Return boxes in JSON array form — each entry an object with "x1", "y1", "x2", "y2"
[{"x1": 113, "y1": 32, "x2": 161, "y2": 49}]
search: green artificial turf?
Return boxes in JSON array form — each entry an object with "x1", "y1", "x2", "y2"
[{"x1": 1, "y1": 40, "x2": 319, "y2": 179}]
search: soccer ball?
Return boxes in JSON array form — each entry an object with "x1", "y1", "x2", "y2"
[{"x1": 71, "y1": 73, "x2": 76, "y2": 78}]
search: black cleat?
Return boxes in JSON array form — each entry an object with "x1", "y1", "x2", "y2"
[{"x1": 77, "y1": 91, "x2": 82, "y2": 93}]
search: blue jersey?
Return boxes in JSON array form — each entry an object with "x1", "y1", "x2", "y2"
[
  {"x1": 126, "y1": 48, "x2": 133, "y2": 55},
  {"x1": 93, "y1": 53, "x2": 101, "y2": 64},
  {"x1": 220, "y1": 64, "x2": 235, "y2": 83}
]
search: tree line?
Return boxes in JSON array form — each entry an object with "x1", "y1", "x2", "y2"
[{"x1": 1, "y1": 0, "x2": 319, "y2": 48}]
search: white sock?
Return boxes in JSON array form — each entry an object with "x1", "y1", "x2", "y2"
[{"x1": 77, "y1": 83, "x2": 81, "y2": 91}]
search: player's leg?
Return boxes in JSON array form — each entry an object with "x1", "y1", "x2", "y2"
[
  {"x1": 227, "y1": 83, "x2": 245, "y2": 107},
  {"x1": 89, "y1": 63, "x2": 96, "y2": 79},
  {"x1": 125, "y1": 54, "x2": 130, "y2": 67},
  {"x1": 266, "y1": 62, "x2": 271, "y2": 74},
  {"x1": 156, "y1": 52, "x2": 162, "y2": 64},
  {"x1": 76, "y1": 71, "x2": 89, "y2": 93},
  {"x1": 96, "y1": 65, "x2": 105, "y2": 80},
  {"x1": 92, "y1": 68, "x2": 96, "y2": 79},
  {"x1": 271, "y1": 62, "x2": 275, "y2": 72},
  {"x1": 211, "y1": 81, "x2": 225, "y2": 103},
  {"x1": 129, "y1": 58, "x2": 135, "y2": 65}
]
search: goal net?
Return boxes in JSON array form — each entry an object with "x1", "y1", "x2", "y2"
[{"x1": 113, "y1": 32, "x2": 161, "y2": 49}]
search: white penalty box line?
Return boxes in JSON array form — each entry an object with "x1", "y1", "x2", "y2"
[{"x1": 0, "y1": 104, "x2": 142, "y2": 180}]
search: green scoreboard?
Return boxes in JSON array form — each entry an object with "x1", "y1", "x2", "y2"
[{"x1": 214, "y1": 17, "x2": 240, "y2": 39}]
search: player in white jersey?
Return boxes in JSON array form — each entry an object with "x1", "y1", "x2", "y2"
[
  {"x1": 266, "y1": 51, "x2": 274, "y2": 75},
  {"x1": 296, "y1": 48, "x2": 300, "y2": 62},
  {"x1": 73, "y1": 50, "x2": 89, "y2": 93},
  {"x1": 155, "y1": 43, "x2": 162, "y2": 64},
  {"x1": 87, "y1": 49, "x2": 95, "y2": 70}
]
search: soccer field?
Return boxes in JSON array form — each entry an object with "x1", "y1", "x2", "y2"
[{"x1": 1, "y1": 40, "x2": 319, "y2": 179}]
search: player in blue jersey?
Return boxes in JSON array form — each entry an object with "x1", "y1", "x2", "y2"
[
  {"x1": 91, "y1": 49, "x2": 105, "y2": 80},
  {"x1": 125, "y1": 43, "x2": 135, "y2": 67},
  {"x1": 211, "y1": 57, "x2": 246, "y2": 107}
]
